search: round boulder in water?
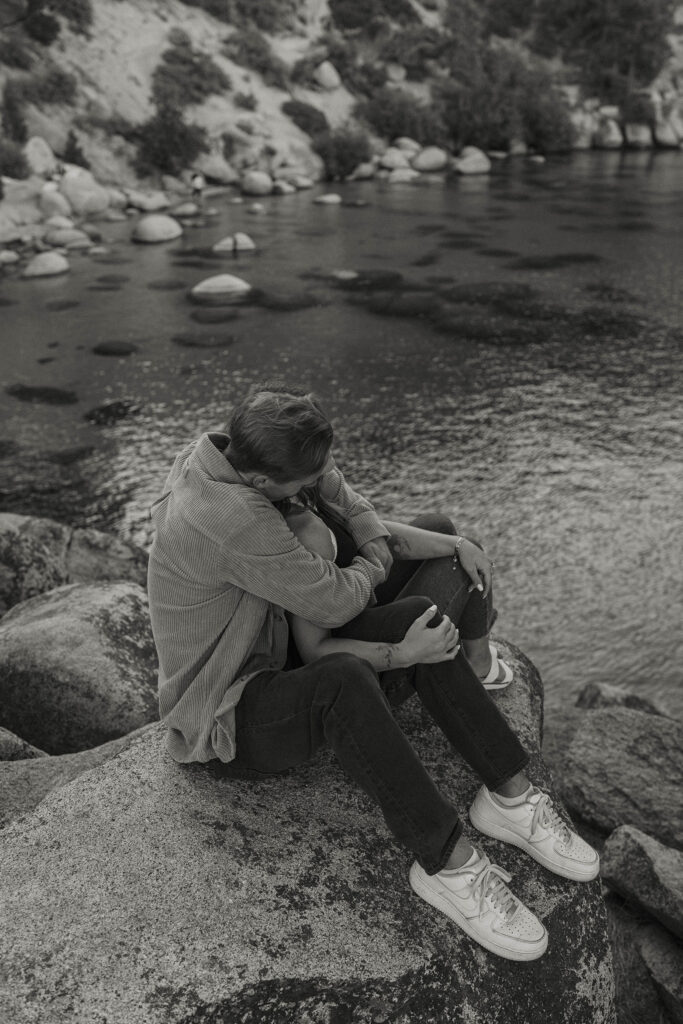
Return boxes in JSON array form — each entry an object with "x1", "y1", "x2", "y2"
[
  {"x1": 241, "y1": 171, "x2": 273, "y2": 196},
  {"x1": 412, "y1": 146, "x2": 449, "y2": 172},
  {"x1": 22, "y1": 252, "x2": 69, "y2": 278},
  {"x1": 132, "y1": 214, "x2": 183, "y2": 244},
  {"x1": 212, "y1": 232, "x2": 256, "y2": 253},
  {"x1": 190, "y1": 273, "x2": 252, "y2": 306},
  {"x1": 314, "y1": 193, "x2": 342, "y2": 205},
  {"x1": 454, "y1": 147, "x2": 491, "y2": 175}
]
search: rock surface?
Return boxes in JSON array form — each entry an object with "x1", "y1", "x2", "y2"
[
  {"x1": 560, "y1": 707, "x2": 683, "y2": 849},
  {"x1": 412, "y1": 146, "x2": 449, "y2": 172},
  {"x1": 0, "y1": 726, "x2": 47, "y2": 762},
  {"x1": 0, "y1": 724, "x2": 154, "y2": 828},
  {"x1": 575, "y1": 681, "x2": 670, "y2": 717},
  {"x1": 0, "y1": 642, "x2": 615, "y2": 1024},
  {"x1": 636, "y1": 925, "x2": 683, "y2": 1024},
  {"x1": 0, "y1": 582, "x2": 158, "y2": 754},
  {"x1": 22, "y1": 251, "x2": 70, "y2": 278},
  {"x1": 601, "y1": 825, "x2": 683, "y2": 940},
  {"x1": 0, "y1": 512, "x2": 147, "y2": 613},
  {"x1": 190, "y1": 273, "x2": 252, "y2": 304},
  {"x1": 454, "y1": 146, "x2": 492, "y2": 174},
  {"x1": 132, "y1": 214, "x2": 182, "y2": 243}
]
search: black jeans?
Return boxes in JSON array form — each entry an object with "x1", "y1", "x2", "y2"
[{"x1": 228, "y1": 515, "x2": 529, "y2": 875}]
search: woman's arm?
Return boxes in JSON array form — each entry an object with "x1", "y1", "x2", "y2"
[
  {"x1": 289, "y1": 605, "x2": 459, "y2": 671},
  {"x1": 382, "y1": 520, "x2": 493, "y2": 598}
]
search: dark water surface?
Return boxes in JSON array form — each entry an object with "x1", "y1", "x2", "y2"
[{"x1": 2, "y1": 151, "x2": 682, "y2": 725}]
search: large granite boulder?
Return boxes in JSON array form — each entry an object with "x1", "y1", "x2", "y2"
[
  {"x1": 22, "y1": 251, "x2": 69, "y2": 278},
  {"x1": 59, "y1": 167, "x2": 110, "y2": 217},
  {"x1": 0, "y1": 723, "x2": 154, "y2": 828},
  {"x1": 0, "y1": 642, "x2": 615, "y2": 1024},
  {"x1": 0, "y1": 726, "x2": 46, "y2": 761},
  {"x1": 636, "y1": 925, "x2": 683, "y2": 1024},
  {"x1": 0, "y1": 582, "x2": 158, "y2": 754},
  {"x1": 132, "y1": 214, "x2": 182, "y2": 243},
  {"x1": 0, "y1": 512, "x2": 148, "y2": 614},
  {"x1": 601, "y1": 825, "x2": 683, "y2": 940},
  {"x1": 560, "y1": 708, "x2": 683, "y2": 849}
]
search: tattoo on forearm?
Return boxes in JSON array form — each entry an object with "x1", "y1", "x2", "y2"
[
  {"x1": 387, "y1": 535, "x2": 411, "y2": 559},
  {"x1": 378, "y1": 645, "x2": 394, "y2": 670}
]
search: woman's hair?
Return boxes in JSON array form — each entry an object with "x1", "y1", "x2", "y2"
[{"x1": 227, "y1": 381, "x2": 333, "y2": 483}]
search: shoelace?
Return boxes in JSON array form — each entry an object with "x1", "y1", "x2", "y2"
[
  {"x1": 459, "y1": 855, "x2": 518, "y2": 922},
  {"x1": 529, "y1": 789, "x2": 571, "y2": 844}
]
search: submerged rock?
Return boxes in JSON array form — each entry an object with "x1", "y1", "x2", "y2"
[
  {"x1": 132, "y1": 214, "x2": 182, "y2": 244},
  {"x1": 602, "y1": 825, "x2": 683, "y2": 940},
  {"x1": 0, "y1": 582, "x2": 158, "y2": 753},
  {"x1": 212, "y1": 232, "x2": 256, "y2": 253},
  {"x1": 0, "y1": 642, "x2": 615, "y2": 1024},
  {"x1": 314, "y1": 192, "x2": 342, "y2": 204},
  {"x1": 0, "y1": 512, "x2": 147, "y2": 613},
  {"x1": 575, "y1": 682, "x2": 669, "y2": 717},
  {"x1": 241, "y1": 170, "x2": 273, "y2": 196},
  {"x1": 189, "y1": 273, "x2": 252, "y2": 305},
  {"x1": 412, "y1": 146, "x2": 449, "y2": 172},
  {"x1": 454, "y1": 146, "x2": 491, "y2": 174},
  {"x1": 560, "y1": 707, "x2": 683, "y2": 849},
  {"x1": 84, "y1": 399, "x2": 140, "y2": 425},
  {"x1": 22, "y1": 252, "x2": 70, "y2": 278},
  {"x1": 6, "y1": 383, "x2": 77, "y2": 404}
]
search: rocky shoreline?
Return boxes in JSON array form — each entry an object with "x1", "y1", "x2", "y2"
[{"x1": 0, "y1": 510, "x2": 681, "y2": 1022}]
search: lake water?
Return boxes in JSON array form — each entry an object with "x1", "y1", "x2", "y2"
[{"x1": 1, "y1": 149, "x2": 682, "y2": 736}]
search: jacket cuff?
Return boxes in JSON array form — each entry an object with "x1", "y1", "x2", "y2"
[{"x1": 348, "y1": 511, "x2": 391, "y2": 549}]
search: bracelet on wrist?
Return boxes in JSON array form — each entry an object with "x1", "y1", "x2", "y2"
[{"x1": 452, "y1": 535, "x2": 466, "y2": 566}]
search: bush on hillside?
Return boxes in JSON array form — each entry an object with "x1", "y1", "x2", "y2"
[
  {"x1": 621, "y1": 92, "x2": 656, "y2": 124},
  {"x1": 329, "y1": 0, "x2": 418, "y2": 30},
  {"x1": 434, "y1": 48, "x2": 573, "y2": 152},
  {"x1": 356, "y1": 87, "x2": 447, "y2": 145},
  {"x1": 379, "y1": 25, "x2": 449, "y2": 79},
  {"x1": 345, "y1": 61, "x2": 388, "y2": 95},
  {"x1": 135, "y1": 106, "x2": 209, "y2": 176},
  {"x1": 1, "y1": 80, "x2": 28, "y2": 143},
  {"x1": 178, "y1": 0, "x2": 299, "y2": 33},
  {"x1": 152, "y1": 45, "x2": 231, "y2": 110},
  {"x1": 313, "y1": 125, "x2": 372, "y2": 180},
  {"x1": 281, "y1": 100, "x2": 329, "y2": 136},
  {"x1": 234, "y1": 91, "x2": 258, "y2": 110},
  {"x1": 222, "y1": 29, "x2": 288, "y2": 89},
  {"x1": 0, "y1": 35, "x2": 33, "y2": 69},
  {"x1": 23, "y1": 11, "x2": 60, "y2": 45},
  {"x1": 167, "y1": 27, "x2": 192, "y2": 47},
  {"x1": 533, "y1": 0, "x2": 674, "y2": 102},
  {"x1": 20, "y1": 66, "x2": 78, "y2": 105},
  {"x1": 58, "y1": 0, "x2": 94, "y2": 35},
  {"x1": 0, "y1": 138, "x2": 30, "y2": 179},
  {"x1": 484, "y1": 0, "x2": 534, "y2": 37}
]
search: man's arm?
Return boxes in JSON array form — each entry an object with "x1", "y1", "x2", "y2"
[
  {"x1": 219, "y1": 503, "x2": 386, "y2": 628},
  {"x1": 317, "y1": 463, "x2": 389, "y2": 548}
]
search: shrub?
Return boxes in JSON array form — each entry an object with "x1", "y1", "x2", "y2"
[
  {"x1": 21, "y1": 66, "x2": 78, "y2": 104},
  {"x1": 621, "y1": 92, "x2": 656, "y2": 124},
  {"x1": 379, "y1": 25, "x2": 449, "y2": 79},
  {"x1": 222, "y1": 29, "x2": 288, "y2": 89},
  {"x1": 152, "y1": 44, "x2": 231, "y2": 109},
  {"x1": 0, "y1": 35, "x2": 33, "y2": 70},
  {"x1": 345, "y1": 61, "x2": 388, "y2": 94},
  {"x1": 59, "y1": 0, "x2": 94, "y2": 35},
  {"x1": 355, "y1": 87, "x2": 446, "y2": 145},
  {"x1": 2, "y1": 80, "x2": 28, "y2": 143},
  {"x1": 168, "y1": 27, "x2": 192, "y2": 47},
  {"x1": 0, "y1": 138, "x2": 30, "y2": 179},
  {"x1": 313, "y1": 125, "x2": 372, "y2": 180},
  {"x1": 281, "y1": 99, "x2": 329, "y2": 135},
  {"x1": 135, "y1": 105, "x2": 209, "y2": 176},
  {"x1": 484, "y1": 0, "x2": 534, "y2": 37},
  {"x1": 62, "y1": 128, "x2": 89, "y2": 167},
  {"x1": 329, "y1": 0, "x2": 418, "y2": 30},
  {"x1": 234, "y1": 91, "x2": 258, "y2": 110},
  {"x1": 179, "y1": 0, "x2": 299, "y2": 32},
  {"x1": 434, "y1": 48, "x2": 574, "y2": 153},
  {"x1": 23, "y1": 12, "x2": 60, "y2": 45}
]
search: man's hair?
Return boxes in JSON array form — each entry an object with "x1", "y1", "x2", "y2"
[{"x1": 227, "y1": 381, "x2": 333, "y2": 483}]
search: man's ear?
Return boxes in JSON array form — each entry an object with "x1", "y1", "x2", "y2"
[{"x1": 252, "y1": 474, "x2": 270, "y2": 492}]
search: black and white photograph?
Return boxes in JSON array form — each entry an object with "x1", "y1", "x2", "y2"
[{"x1": 0, "y1": 0, "x2": 681, "y2": 1021}]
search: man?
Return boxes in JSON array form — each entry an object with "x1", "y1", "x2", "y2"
[{"x1": 148, "y1": 382, "x2": 599, "y2": 962}]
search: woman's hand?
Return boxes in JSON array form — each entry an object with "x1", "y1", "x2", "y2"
[
  {"x1": 456, "y1": 538, "x2": 494, "y2": 599},
  {"x1": 398, "y1": 605, "x2": 460, "y2": 666},
  {"x1": 358, "y1": 537, "x2": 393, "y2": 579}
]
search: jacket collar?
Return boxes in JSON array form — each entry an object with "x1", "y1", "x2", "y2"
[{"x1": 190, "y1": 433, "x2": 245, "y2": 485}]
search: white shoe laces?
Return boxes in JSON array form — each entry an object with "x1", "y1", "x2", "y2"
[
  {"x1": 460, "y1": 855, "x2": 518, "y2": 922},
  {"x1": 529, "y1": 789, "x2": 571, "y2": 844}
]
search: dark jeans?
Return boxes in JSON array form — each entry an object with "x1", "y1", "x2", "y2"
[{"x1": 228, "y1": 515, "x2": 529, "y2": 875}]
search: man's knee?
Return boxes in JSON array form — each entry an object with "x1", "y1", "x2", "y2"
[
  {"x1": 409, "y1": 513, "x2": 456, "y2": 536},
  {"x1": 315, "y1": 653, "x2": 383, "y2": 704}
]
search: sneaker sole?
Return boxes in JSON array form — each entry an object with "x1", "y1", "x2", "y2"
[
  {"x1": 469, "y1": 804, "x2": 600, "y2": 882},
  {"x1": 408, "y1": 863, "x2": 548, "y2": 962}
]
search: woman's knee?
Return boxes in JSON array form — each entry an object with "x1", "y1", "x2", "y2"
[{"x1": 387, "y1": 595, "x2": 441, "y2": 635}]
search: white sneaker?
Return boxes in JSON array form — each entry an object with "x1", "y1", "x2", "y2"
[
  {"x1": 409, "y1": 850, "x2": 548, "y2": 961},
  {"x1": 469, "y1": 785, "x2": 600, "y2": 882}
]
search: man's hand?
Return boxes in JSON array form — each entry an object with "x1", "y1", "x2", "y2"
[
  {"x1": 399, "y1": 605, "x2": 460, "y2": 666},
  {"x1": 456, "y1": 538, "x2": 494, "y2": 599},
  {"x1": 358, "y1": 537, "x2": 393, "y2": 579}
]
